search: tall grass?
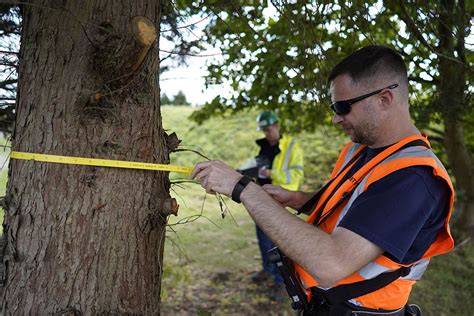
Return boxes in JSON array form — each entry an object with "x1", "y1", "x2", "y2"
[{"x1": 0, "y1": 138, "x2": 10, "y2": 228}]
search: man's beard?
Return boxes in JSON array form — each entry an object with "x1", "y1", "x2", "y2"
[{"x1": 350, "y1": 120, "x2": 377, "y2": 146}]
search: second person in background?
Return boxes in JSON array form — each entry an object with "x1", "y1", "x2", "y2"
[{"x1": 251, "y1": 110, "x2": 304, "y2": 300}]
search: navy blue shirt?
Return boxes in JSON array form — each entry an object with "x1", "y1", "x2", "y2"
[{"x1": 337, "y1": 147, "x2": 450, "y2": 264}]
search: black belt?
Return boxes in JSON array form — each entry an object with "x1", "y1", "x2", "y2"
[
  {"x1": 302, "y1": 297, "x2": 422, "y2": 316},
  {"x1": 351, "y1": 309, "x2": 405, "y2": 316},
  {"x1": 301, "y1": 300, "x2": 406, "y2": 316}
]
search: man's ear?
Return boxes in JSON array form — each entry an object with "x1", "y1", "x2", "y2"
[{"x1": 379, "y1": 89, "x2": 394, "y2": 111}]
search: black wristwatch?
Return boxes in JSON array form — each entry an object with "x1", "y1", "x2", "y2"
[{"x1": 231, "y1": 176, "x2": 252, "y2": 203}]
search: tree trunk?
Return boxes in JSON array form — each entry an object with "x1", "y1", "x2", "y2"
[
  {"x1": 1, "y1": 1, "x2": 174, "y2": 314},
  {"x1": 438, "y1": 0, "x2": 474, "y2": 239},
  {"x1": 444, "y1": 119, "x2": 474, "y2": 238}
]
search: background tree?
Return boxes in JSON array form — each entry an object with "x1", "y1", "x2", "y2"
[
  {"x1": 0, "y1": 5, "x2": 20, "y2": 134},
  {"x1": 0, "y1": 1, "x2": 179, "y2": 313},
  {"x1": 160, "y1": 91, "x2": 191, "y2": 106},
  {"x1": 180, "y1": 0, "x2": 474, "y2": 238},
  {"x1": 172, "y1": 90, "x2": 191, "y2": 106},
  {"x1": 161, "y1": 93, "x2": 172, "y2": 105}
]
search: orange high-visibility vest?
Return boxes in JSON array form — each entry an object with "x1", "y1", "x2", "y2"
[{"x1": 295, "y1": 135, "x2": 455, "y2": 310}]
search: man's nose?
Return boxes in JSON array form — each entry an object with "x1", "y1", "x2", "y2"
[{"x1": 332, "y1": 113, "x2": 344, "y2": 125}]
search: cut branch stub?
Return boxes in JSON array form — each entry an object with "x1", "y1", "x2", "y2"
[
  {"x1": 130, "y1": 16, "x2": 157, "y2": 72},
  {"x1": 86, "y1": 16, "x2": 157, "y2": 107},
  {"x1": 162, "y1": 198, "x2": 179, "y2": 216},
  {"x1": 165, "y1": 132, "x2": 181, "y2": 152}
]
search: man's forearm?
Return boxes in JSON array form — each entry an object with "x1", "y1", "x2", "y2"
[
  {"x1": 191, "y1": 159, "x2": 383, "y2": 288},
  {"x1": 240, "y1": 182, "x2": 345, "y2": 287}
]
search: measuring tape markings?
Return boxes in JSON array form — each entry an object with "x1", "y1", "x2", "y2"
[{"x1": 10, "y1": 151, "x2": 194, "y2": 175}]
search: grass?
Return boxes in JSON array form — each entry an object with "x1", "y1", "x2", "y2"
[
  {"x1": 409, "y1": 241, "x2": 474, "y2": 315},
  {"x1": 0, "y1": 138, "x2": 10, "y2": 226}
]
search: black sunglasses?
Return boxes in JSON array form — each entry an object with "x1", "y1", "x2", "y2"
[{"x1": 330, "y1": 83, "x2": 399, "y2": 115}]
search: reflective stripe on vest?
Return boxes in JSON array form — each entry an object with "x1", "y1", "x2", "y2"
[
  {"x1": 295, "y1": 135, "x2": 454, "y2": 310},
  {"x1": 272, "y1": 135, "x2": 302, "y2": 190},
  {"x1": 283, "y1": 138, "x2": 296, "y2": 184}
]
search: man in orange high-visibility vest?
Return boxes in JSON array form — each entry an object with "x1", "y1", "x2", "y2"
[{"x1": 192, "y1": 45, "x2": 454, "y2": 315}]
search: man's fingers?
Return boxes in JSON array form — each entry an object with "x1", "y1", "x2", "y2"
[
  {"x1": 191, "y1": 160, "x2": 213, "y2": 179},
  {"x1": 195, "y1": 168, "x2": 211, "y2": 187},
  {"x1": 192, "y1": 160, "x2": 225, "y2": 178},
  {"x1": 193, "y1": 167, "x2": 207, "y2": 183},
  {"x1": 262, "y1": 184, "x2": 276, "y2": 190},
  {"x1": 192, "y1": 163, "x2": 217, "y2": 193},
  {"x1": 262, "y1": 184, "x2": 279, "y2": 194},
  {"x1": 192, "y1": 160, "x2": 237, "y2": 196}
]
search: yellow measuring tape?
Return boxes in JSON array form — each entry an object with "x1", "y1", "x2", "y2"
[{"x1": 10, "y1": 151, "x2": 194, "y2": 175}]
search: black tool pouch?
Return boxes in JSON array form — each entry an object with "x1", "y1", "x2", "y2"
[{"x1": 267, "y1": 247, "x2": 311, "y2": 311}]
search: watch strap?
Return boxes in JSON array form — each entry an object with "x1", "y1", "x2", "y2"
[{"x1": 231, "y1": 176, "x2": 252, "y2": 203}]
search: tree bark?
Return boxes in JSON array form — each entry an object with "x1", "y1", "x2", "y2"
[
  {"x1": 1, "y1": 1, "x2": 173, "y2": 314},
  {"x1": 444, "y1": 118, "x2": 474, "y2": 237},
  {"x1": 438, "y1": 0, "x2": 474, "y2": 239}
]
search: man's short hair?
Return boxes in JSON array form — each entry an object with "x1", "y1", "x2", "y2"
[{"x1": 328, "y1": 45, "x2": 408, "y2": 87}]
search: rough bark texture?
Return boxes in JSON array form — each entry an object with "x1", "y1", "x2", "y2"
[
  {"x1": 444, "y1": 119, "x2": 474, "y2": 237},
  {"x1": 437, "y1": 0, "x2": 474, "y2": 239},
  {"x1": 1, "y1": 1, "x2": 172, "y2": 314}
]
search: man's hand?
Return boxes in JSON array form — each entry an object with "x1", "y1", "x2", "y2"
[
  {"x1": 192, "y1": 160, "x2": 242, "y2": 196},
  {"x1": 258, "y1": 167, "x2": 272, "y2": 178},
  {"x1": 263, "y1": 185, "x2": 313, "y2": 210},
  {"x1": 262, "y1": 184, "x2": 295, "y2": 206}
]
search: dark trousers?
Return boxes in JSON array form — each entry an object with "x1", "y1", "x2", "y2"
[{"x1": 256, "y1": 225, "x2": 283, "y2": 284}]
